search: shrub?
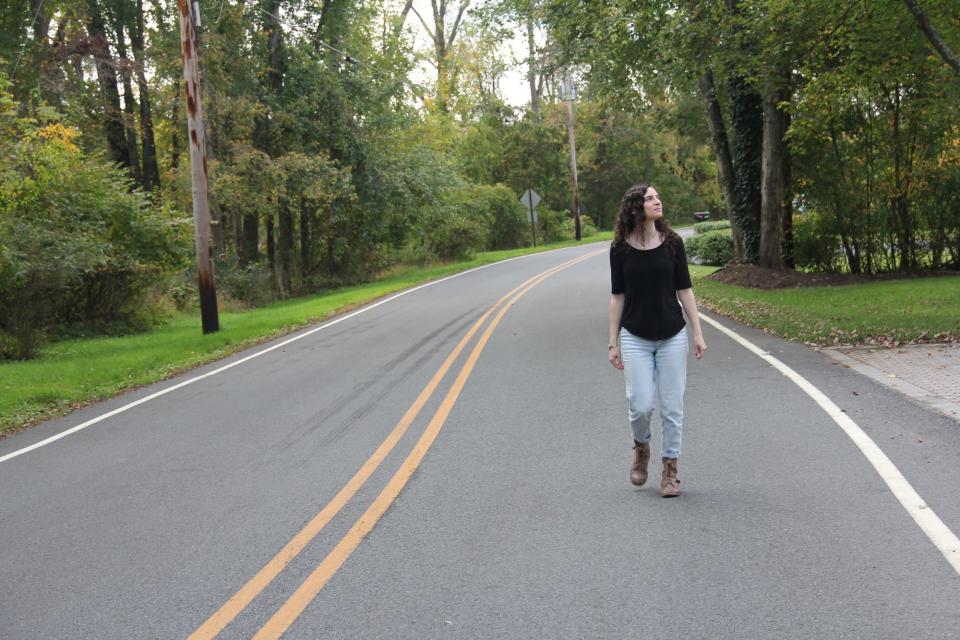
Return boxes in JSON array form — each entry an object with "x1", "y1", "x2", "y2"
[
  {"x1": 432, "y1": 209, "x2": 489, "y2": 260},
  {"x1": 537, "y1": 208, "x2": 597, "y2": 243},
  {"x1": 464, "y1": 184, "x2": 529, "y2": 250},
  {"x1": 213, "y1": 258, "x2": 277, "y2": 308},
  {"x1": 792, "y1": 211, "x2": 846, "y2": 272},
  {"x1": 693, "y1": 220, "x2": 732, "y2": 234},
  {"x1": 558, "y1": 214, "x2": 598, "y2": 240},
  {"x1": 0, "y1": 88, "x2": 189, "y2": 358},
  {"x1": 685, "y1": 229, "x2": 734, "y2": 265},
  {"x1": 536, "y1": 208, "x2": 568, "y2": 243}
]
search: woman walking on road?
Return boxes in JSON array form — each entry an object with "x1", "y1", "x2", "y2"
[{"x1": 608, "y1": 184, "x2": 707, "y2": 497}]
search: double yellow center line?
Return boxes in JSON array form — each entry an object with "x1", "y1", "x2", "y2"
[{"x1": 189, "y1": 249, "x2": 603, "y2": 640}]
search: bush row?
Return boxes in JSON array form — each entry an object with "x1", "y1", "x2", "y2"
[
  {"x1": 692, "y1": 220, "x2": 732, "y2": 234},
  {"x1": 685, "y1": 229, "x2": 735, "y2": 266},
  {"x1": 683, "y1": 213, "x2": 941, "y2": 272},
  {"x1": 0, "y1": 99, "x2": 189, "y2": 359}
]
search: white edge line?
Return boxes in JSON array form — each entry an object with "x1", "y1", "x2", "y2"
[
  {"x1": 1, "y1": 244, "x2": 601, "y2": 465},
  {"x1": 700, "y1": 310, "x2": 960, "y2": 575}
]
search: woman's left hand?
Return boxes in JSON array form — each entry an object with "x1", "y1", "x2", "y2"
[
  {"x1": 693, "y1": 335, "x2": 707, "y2": 359},
  {"x1": 608, "y1": 346, "x2": 624, "y2": 370}
]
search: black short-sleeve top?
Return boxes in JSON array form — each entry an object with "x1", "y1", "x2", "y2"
[{"x1": 610, "y1": 237, "x2": 693, "y2": 340}]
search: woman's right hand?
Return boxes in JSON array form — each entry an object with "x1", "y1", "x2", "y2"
[{"x1": 608, "y1": 346, "x2": 623, "y2": 370}]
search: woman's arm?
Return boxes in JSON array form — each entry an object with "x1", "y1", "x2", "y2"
[
  {"x1": 677, "y1": 288, "x2": 707, "y2": 359},
  {"x1": 608, "y1": 293, "x2": 625, "y2": 369}
]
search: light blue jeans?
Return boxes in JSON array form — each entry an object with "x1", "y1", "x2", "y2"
[{"x1": 619, "y1": 326, "x2": 688, "y2": 459}]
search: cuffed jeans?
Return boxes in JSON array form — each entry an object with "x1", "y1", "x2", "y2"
[{"x1": 619, "y1": 326, "x2": 688, "y2": 459}]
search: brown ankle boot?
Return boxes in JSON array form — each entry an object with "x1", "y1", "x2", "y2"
[
  {"x1": 630, "y1": 442, "x2": 651, "y2": 486},
  {"x1": 660, "y1": 458, "x2": 681, "y2": 497}
]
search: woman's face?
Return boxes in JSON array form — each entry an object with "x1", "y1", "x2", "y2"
[{"x1": 642, "y1": 187, "x2": 663, "y2": 221}]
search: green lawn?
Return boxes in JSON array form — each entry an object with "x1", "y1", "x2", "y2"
[
  {"x1": 0, "y1": 233, "x2": 612, "y2": 436},
  {"x1": 690, "y1": 265, "x2": 960, "y2": 345}
]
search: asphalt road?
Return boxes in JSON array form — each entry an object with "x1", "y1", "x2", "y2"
[{"x1": 1, "y1": 242, "x2": 959, "y2": 640}]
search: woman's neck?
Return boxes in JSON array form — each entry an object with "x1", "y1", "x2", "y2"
[{"x1": 634, "y1": 222, "x2": 660, "y2": 245}]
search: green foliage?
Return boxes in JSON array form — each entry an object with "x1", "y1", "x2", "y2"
[
  {"x1": 545, "y1": 0, "x2": 960, "y2": 271},
  {"x1": 0, "y1": 87, "x2": 189, "y2": 358},
  {"x1": 213, "y1": 259, "x2": 276, "y2": 308},
  {"x1": 537, "y1": 207, "x2": 569, "y2": 243},
  {"x1": 791, "y1": 212, "x2": 845, "y2": 273},
  {"x1": 788, "y1": 0, "x2": 960, "y2": 273},
  {"x1": 367, "y1": 137, "x2": 479, "y2": 263},
  {"x1": 685, "y1": 229, "x2": 735, "y2": 266},
  {"x1": 535, "y1": 208, "x2": 597, "y2": 243},
  {"x1": 560, "y1": 214, "x2": 597, "y2": 240},
  {"x1": 416, "y1": 208, "x2": 490, "y2": 261},
  {"x1": 463, "y1": 183, "x2": 530, "y2": 250},
  {"x1": 694, "y1": 220, "x2": 732, "y2": 234},
  {"x1": 479, "y1": 107, "x2": 571, "y2": 213}
]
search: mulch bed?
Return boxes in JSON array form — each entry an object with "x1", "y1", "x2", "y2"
[{"x1": 706, "y1": 264, "x2": 960, "y2": 289}]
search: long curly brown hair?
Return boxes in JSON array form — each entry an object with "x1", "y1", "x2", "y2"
[{"x1": 612, "y1": 183, "x2": 678, "y2": 253}]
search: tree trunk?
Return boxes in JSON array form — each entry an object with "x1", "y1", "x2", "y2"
[
  {"x1": 29, "y1": 0, "x2": 60, "y2": 105},
  {"x1": 902, "y1": 0, "x2": 960, "y2": 81},
  {"x1": 643, "y1": 141, "x2": 653, "y2": 183},
  {"x1": 724, "y1": 0, "x2": 763, "y2": 263},
  {"x1": 266, "y1": 0, "x2": 285, "y2": 96},
  {"x1": 267, "y1": 215, "x2": 276, "y2": 278},
  {"x1": 781, "y1": 150, "x2": 794, "y2": 269},
  {"x1": 314, "y1": 0, "x2": 334, "y2": 40},
  {"x1": 697, "y1": 70, "x2": 741, "y2": 257},
  {"x1": 759, "y1": 79, "x2": 791, "y2": 268},
  {"x1": 728, "y1": 71, "x2": 763, "y2": 263},
  {"x1": 526, "y1": 6, "x2": 540, "y2": 114},
  {"x1": 279, "y1": 205, "x2": 294, "y2": 294},
  {"x1": 109, "y1": 14, "x2": 143, "y2": 185},
  {"x1": 234, "y1": 210, "x2": 244, "y2": 257},
  {"x1": 241, "y1": 214, "x2": 260, "y2": 266},
  {"x1": 828, "y1": 124, "x2": 860, "y2": 274},
  {"x1": 436, "y1": 44, "x2": 450, "y2": 111},
  {"x1": 300, "y1": 205, "x2": 311, "y2": 281},
  {"x1": 31, "y1": 0, "x2": 51, "y2": 43},
  {"x1": 422, "y1": 1, "x2": 470, "y2": 111},
  {"x1": 890, "y1": 84, "x2": 914, "y2": 269},
  {"x1": 85, "y1": 0, "x2": 129, "y2": 169},
  {"x1": 267, "y1": 0, "x2": 289, "y2": 289},
  {"x1": 133, "y1": 0, "x2": 160, "y2": 190}
]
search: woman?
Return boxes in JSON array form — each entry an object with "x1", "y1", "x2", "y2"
[{"x1": 608, "y1": 184, "x2": 707, "y2": 498}]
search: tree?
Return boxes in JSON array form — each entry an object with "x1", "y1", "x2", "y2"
[
  {"x1": 902, "y1": 0, "x2": 960, "y2": 81},
  {"x1": 410, "y1": 0, "x2": 472, "y2": 110},
  {"x1": 84, "y1": 0, "x2": 131, "y2": 171},
  {"x1": 132, "y1": 0, "x2": 160, "y2": 189}
]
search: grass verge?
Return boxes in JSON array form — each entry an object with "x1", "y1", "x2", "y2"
[
  {"x1": 0, "y1": 233, "x2": 612, "y2": 437},
  {"x1": 689, "y1": 265, "x2": 960, "y2": 346}
]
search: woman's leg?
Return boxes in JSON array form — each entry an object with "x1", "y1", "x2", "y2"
[
  {"x1": 619, "y1": 328, "x2": 656, "y2": 445},
  {"x1": 655, "y1": 328, "x2": 688, "y2": 460}
]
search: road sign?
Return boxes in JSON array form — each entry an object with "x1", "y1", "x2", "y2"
[
  {"x1": 520, "y1": 188, "x2": 541, "y2": 245},
  {"x1": 520, "y1": 189, "x2": 541, "y2": 212}
]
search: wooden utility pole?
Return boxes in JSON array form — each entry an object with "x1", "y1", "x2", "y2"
[
  {"x1": 178, "y1": 0, "x2": 219, "y2": 333},
  {"x1": 563, "y1": 72, "x2": 582, "y2": 241}
]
